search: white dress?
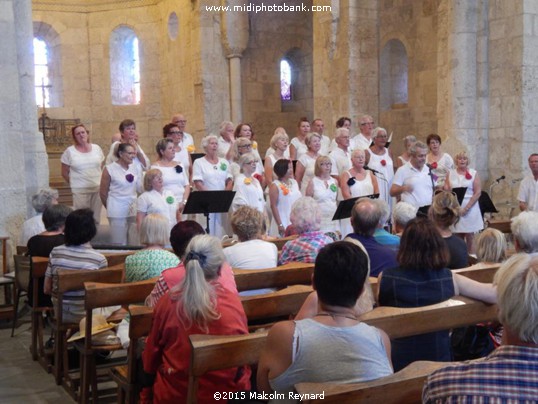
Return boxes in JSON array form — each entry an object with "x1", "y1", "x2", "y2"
[
  {"x1": 290, "y1": 137, "x2": 308, "y2": 160},
  {"x1": 311, "y1": 176, "x2": 339, "y2": 233},
  {"x1": 429, "y1": 153, "x2": 454, "y2": 188},
  {"x1": 232, "y1": 174, "x2": 265, "y2": 213},
  {"x1": 137, "y1": 189, "x2": 178, "y2": 232},
  {"x1": 106, "y1": 162, "x2": 140, "y2": 218},
  {"x1": 449, "y1": 169, "x2": 484, "y2": 233},
  {"x1": 192, "y1": 157, "x2": 233, "y2": 237},
  {"x1": 368, "y1": 148, "x2": 394, "y2": 214},
  {"x1": 298, "y1": 153, "x2": 317, "y2": 194},
  {"x1": 150, "y1": 164, "x2": 189, "y2": 202},
  {"x1": 269, "y1": 179, "x2": 301, "y2": 237},
  {"x1": 341, "y1": 171, "x2": 375, "y2": 237}
]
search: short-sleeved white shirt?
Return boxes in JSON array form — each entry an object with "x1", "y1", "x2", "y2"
[
  {"x1": 61, "y1": 144, "x2": 104, "y2": 192},
  {"x1": 518, "y1": 174, "x2": 538, "y2": 211},
  {"x1": 392, "y1": 162, "x2": 434, "y2": 208},
  {"x1": 329, "y1": 147, "x2": 352, "y2": 175},
  {"x1": 192, "y1": 157, "x2": 232, "y2": 190}
]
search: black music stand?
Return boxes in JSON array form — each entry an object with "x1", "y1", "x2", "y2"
[
  {"x1": 478, "y1": 191, "x2": 498, "y2": 216},
  {"x1": 452, "y1": 187, "x2": 467, "y2": 206},
  {"x1": 332, "y1": 194, "x2": 380, "y2": 222},
  {"x1": 183, "y1": 190, "x2": 236, "y2": 234}
]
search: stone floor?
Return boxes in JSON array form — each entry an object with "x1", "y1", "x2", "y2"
[{"x1": 0, "y1": 309, "x2": 74, "y2": 403}]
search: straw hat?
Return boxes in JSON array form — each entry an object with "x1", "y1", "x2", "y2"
[{"x1": 67, "y1": 314, "x2": 116, "y2": 343}]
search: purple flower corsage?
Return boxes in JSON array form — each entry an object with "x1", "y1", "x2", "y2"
[
  {"x1": 175, "y1": 165, "x2": 183, "y2": 174},
  {"x1": 125, "y1": 174, "x2": 134, "y2": 183}
]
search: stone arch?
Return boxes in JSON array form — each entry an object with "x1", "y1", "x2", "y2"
[
  {"x1": 380, "y1": 38, "x2": 408, "y2": 111},
  {"x1": 109, "y1": 25, "x2": 141, "y2": 105},
  {"x1": 33, "y1": 21, "x2": 63, "y2": 107}
]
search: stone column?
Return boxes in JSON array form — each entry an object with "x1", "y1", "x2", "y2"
[
  {"x1": 220, "y1": 2, "x2": 249, "y2": 123},
  {"x1": 0, "y1": 0, "x2": 48, "y2": 256}
]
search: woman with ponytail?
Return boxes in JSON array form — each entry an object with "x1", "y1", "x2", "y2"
[{"x1": 142, "y1": 235, "x2": 250, "y2": 402}]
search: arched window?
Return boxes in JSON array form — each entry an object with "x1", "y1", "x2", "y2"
[
  {"x1": 110, "y1": 26, "x2": 141, "y2": 105},
  {"x1": 380, "y1": 39, "x2": 408, "y2": 111},
  {"x1": 34, "y1": 38, "x2": 50, "y2": 108},
  {"x1": 280, "y1": 59, "x2": 292, "y2": 101},
  {"x1": 33, "y1": 21, "x2": 63, "y2": 107}
]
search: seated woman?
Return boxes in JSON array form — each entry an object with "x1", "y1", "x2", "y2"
[
  {"x1": 142, "y1": 235, "x2": 251, "y2": 402},
  {"x1": 258, "y1": 242, "x2": 393, "y2": 397},
  {"x1": 224, "y1": 206, "x2": 278, "y2": 295},
  {"x1": 125, "y1": 214, "x2": 179, "y2": 283},
  {"x1": 430, "y1": 190, "x2": 469, "y2": 269},
  {"x1": 27, "y1": 204, "x2": 72, "y2": 308},
  {"x1": 475, "y1": 228, "x2": 507, "y2": 264},
  {"x1": 278, "y1": 197, "x2": 334, "y2": 265},
  {"x1": 377, "y1": 217, "x2": 497, "y2": 371},
  {"x1": 44, "y1": 208, "x2": 108, "y2": 324},
  {"x1": 145, "y1": 221, "x2": 237, "y2": 307}
]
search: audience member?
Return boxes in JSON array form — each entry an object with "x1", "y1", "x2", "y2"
[
  {"x1": 258, "y1": 242, "x2": 393, "y2": 396},
  {"x1": 278, "y1": 197, "x2": 333, "y2": 265},
  {"x1": 378, "y1": 217, "x2": 496, "y2": 371},
  {"x1": 373, "y1": 199, "x2": 400, "y2": 253},
  {"x1": 475, "y1": 228, "x2": 507, "y2": 263},
  {"x1": 346, "y1": 198, "x2": 398, "y2": 277},
  {"x1": 125, "y1": 214, "x2": 179, "y2": 283},
  {"x1": 143, "y1": 235, "x2": 251, "y2": 402},
  {"x1": 423, "y1": 253, "x2": 538, "y2": 403},
  {"x1": 20, "y1": 188, "x2": 59, "y2": 245},
  {"x1": 511, "y1": 210, "x2": 538, "y2": 252},
  {"x1": 392, "y1": 201, "x2": 418, "y2": 236}
]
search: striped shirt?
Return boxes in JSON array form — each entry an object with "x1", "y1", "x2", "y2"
[
  {"x1": 45, "y1": 244, "x2": 108, "y2": 298},
  {"x1": 423, "y1": 345, "x2": 538, "y2": 403},
  {"x1": 278, "y1": 231, "x2": 333, "y2": 265}
]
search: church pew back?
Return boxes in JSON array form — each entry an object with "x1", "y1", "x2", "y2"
[
  {"x1": 233, "y1": 262, "x2": 314, "y2": 292},
  {"x1": 295, "y1": 360, "x2": 449, "y2": 404}
]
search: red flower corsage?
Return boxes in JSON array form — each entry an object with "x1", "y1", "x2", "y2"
[
  {"x1": 431, "y1": 162, "x2": 438, "y2": 169},
  {"x1": 253, "y1": 173, "x2": 263, "y2": 183},
  {"x1": 465, "y1": 171, "x2": 472, "y2": 180},
  {"x1": 380, "y1": 159, "x2": 386, "y2": 166}
]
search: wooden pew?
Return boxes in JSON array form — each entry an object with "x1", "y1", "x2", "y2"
[
  {"x1": 233, "y1": 262, "x2": 314, "y2": 292},
  {"x1": 267, "y1": 235, "x2": 298, "y2": 251},
  {"x1": 51, "y1": 267, "x2": 124, "y2": 393},
  {"x1": 295, "y1": 360, "x2": 448, "y2": 404},
  {"x1": 109, "y1": 305, "x2": 154, "y2": 404},
  {"x1": 187, "y1": 332, "x2": 267, "y2": 404},
  {"x1": 187, "y1": 296, "x2": 498, "y2": 403},
  {"x1": 369, "y1": 262, "x2": 501, "y2": 296},
  {"x1": 241, "y1": 284, "x2": 312, "y2": 324},
  {"x1": 78, "y1": 278, "x2": 157, "y2": 404}
]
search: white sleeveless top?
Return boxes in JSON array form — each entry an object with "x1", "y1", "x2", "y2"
[{"x1": 106, "y1": 162, "x2": 139, "y2": 218}]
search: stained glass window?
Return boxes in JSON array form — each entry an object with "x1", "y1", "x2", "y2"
[{"x1": 280, "y1": 59, "x2": 292, "y2": 101}]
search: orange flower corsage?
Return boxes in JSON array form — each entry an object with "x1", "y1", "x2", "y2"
[
  {"x1": 279, "y1": 183, "x2": 290, "y2": 196},
  {"x1": 244, "y1": 177, "x2": 252, "y2": 185}
]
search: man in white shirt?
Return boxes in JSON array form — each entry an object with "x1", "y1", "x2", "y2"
[
  {"x1": 518, "y1": 153, "x2": 538, "y2": 212},
  {"x1": 311, "y1": 118, "x2": 332, "y2": 155},
  {"x1": 390, "y1": 141, "x2": 434, "y2": 208},
  {"x1": 329, "y1": 127, "x2": 352, "y2": 175},
  {"x1": 352, "y1": 114, "x2": 375, "y2": 150},
  {"x1": 171, "y1": 113, "x2": 195, "y2": 152}
]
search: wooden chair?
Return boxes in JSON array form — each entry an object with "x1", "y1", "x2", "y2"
[
  {"x1": 78, "y1": 278, "x2": 157, "y2": 404},
  {"x1": 109, "y1": 305, "x2": 154, "y2": 404},
  {"x1": 11, "y1": 254, "x2": 31, "y2": 336},
  {"x1": 0, "y1": 236, "x2": 15, "y2": 321},
  {"x1": 295, "y1": 360, "x2": 449, "y2": 404},
  {"x1": 233, "y1": 262, "x2": 314, "y2": 292},
  {"x1": 187, "y1": 332, "x2": 266, "y2": 404},
  {"x1": 267, "y1": 235, "x2": 298, "y2": 251},
  {"x1": 16, "y1": 245, "x2": 28, "y2": 255},
  {"x1": 28, "y1": 256, "x2": 53, "y2": 370},
  {"x1": 51, "y1": 267, "x2": 124, "y2": 396}
]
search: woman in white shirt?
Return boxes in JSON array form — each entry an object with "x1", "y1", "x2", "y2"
[
  {"x1": 61, "y1": 124, "x2": 104, "y2": 223},
  {"x1": 232, "y1": 153, "x2": 265, "y2": 213}
]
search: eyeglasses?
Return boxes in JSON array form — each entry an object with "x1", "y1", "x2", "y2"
[
  {"x1": 244, "y1": 160, "x2": 257, "y2": 165},
  {"x1": 320, "y1": 162, "x2": 332, "y2": 166},
  {"x1": 169, "y1": 131, "x2": 182, "y2": 135},
  {"x1": 176, "y1": 120, "x2": 187, "y2": 123},
  {"x1": 360, "y1": 122, "x2": 375, "y2": 126},
  {"x1": 238, "y1": 144, "x2": 252, "y2": 148}
]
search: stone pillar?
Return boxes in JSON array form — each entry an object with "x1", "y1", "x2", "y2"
[
  {"x1": 0, "y1": 0, "x2": 48, "y2": 256},
  {"x1": 220, "y1": 1, "x2": 249, "y2": 123}
]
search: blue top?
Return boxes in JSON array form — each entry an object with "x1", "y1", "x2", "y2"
[
  {"x1": 346, "y1": 233, "x2": 398, "y2": 277},
  {"x1": 379, "y1": 265, "x2": 455, "y2": 371},
  {"x1": 373, "y1": 228, "x2": 400, "y2": 254}
]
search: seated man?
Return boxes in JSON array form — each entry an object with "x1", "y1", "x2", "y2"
[
  {"x1": 258, "y1": 242, "x2": 393, "y2": 398},
  {"x1": 423, "y1": 253, "x2": 538, "y2": 402},
  {"x1": 346, "y1": 198, "x2": 398, "y2": 277},
  {"x1": 373, "y1": 199, "x2": 400, "y2": 253}
]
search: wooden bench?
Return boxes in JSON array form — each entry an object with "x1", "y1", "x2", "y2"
[
  {"x1": 233, "y1": 262, "x2": 314, "y2": 292},
  {"x1": 295, "y1": 360, "x2": 449, "y2": 404},
  {"x1": 78, "y1": 278, "x2": 157, "y2": 404},
  {"x1": 241, "y1": 284, "x2": 312, "y2": 324},
  {"x1": 51, "y1": 267, "x2": 124, "y2": 395},
  {"x1": 267, "y1": 235, "x2": 298, "y2": 251},
  {"x1": 109, "y1": 305, "x2": 154, "y2": 404}
]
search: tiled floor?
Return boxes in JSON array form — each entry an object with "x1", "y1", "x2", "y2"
[{"x1": 0, "y1": 309, "x2": 74, "y2": 403}]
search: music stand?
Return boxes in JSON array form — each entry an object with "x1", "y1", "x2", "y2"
[
  {"x1": 452, "y1": 187, "x2": 467, "y2": 206},
  {"x1": 183, "y1": 190, "x2": 236, "y2": 234},
  {"x1": 478, "y1": 191, "x2": 498, "y2": 216},
  {"x1": 332, "y1": 194, "x2": 380, "y2": 222}
]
